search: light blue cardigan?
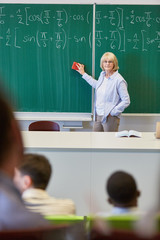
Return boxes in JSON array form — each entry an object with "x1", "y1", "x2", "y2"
[{"x1": 82, "y1": 70, "x2": 130, "y2": 123}]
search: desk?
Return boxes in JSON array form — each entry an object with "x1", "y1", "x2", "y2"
[{"x1": 22, "y1": 132, "x2": 160, "y2": 215}]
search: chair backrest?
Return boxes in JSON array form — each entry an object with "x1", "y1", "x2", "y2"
[
  {"x1": 86, "y1": 215, "x2": 139, "y2": 231},
  {"x1": 45, "y1": 216, "x2": 87, "y2": 240},
  {"x1": 28, "y1": 121, "x2": 60, "y2": 131},
  {"x1": 104, "y1": 215, "x2": 138, "y2": 230},
  {"x1": 45, "y1": 215, "x2": 85, "y2": 226}
]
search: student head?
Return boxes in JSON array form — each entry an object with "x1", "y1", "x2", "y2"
[
  {"x1": 106, "y1": 171, "x2": 140, "y2": 208},
  {"x1": 100, "y1": 52, "x2": 119, "y2": 71},
  {"x1": 0, "y1": 86, "x2": 23, "y2": 177},
  {"x1": 14, "y1": 153, "x2": 52, "y2": 193}
]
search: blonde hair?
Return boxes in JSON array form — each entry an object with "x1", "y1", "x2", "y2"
[{"x1": 100, "y1": 52, "x2": 119, "y2": 71}]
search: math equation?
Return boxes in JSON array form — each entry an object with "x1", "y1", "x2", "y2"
[
  {"x1": 0, "y1": 5, "x2": 159, "y2": 52},
  {"x1": 95, "y1": 7, "x2": 160, "y2": 52},
  {"x1": 0, "y1": 5, "x2": 92, "y2": 49}
]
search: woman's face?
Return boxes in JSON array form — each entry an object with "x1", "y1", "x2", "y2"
[{"x1": 102, "y1": 58, "x2": 114, "y2": 72}]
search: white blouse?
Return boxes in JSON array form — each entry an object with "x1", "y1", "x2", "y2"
[{"x1": 96, "y1": 76, "x2": 108, "y2": 116}]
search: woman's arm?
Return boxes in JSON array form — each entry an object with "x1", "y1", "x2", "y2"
[{"x1": 76, "y1": 63, "x2": 98, "y2": 88}]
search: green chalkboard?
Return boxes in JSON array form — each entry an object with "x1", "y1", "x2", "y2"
[
  {"x1": 0, "y1": 4, "x2": 93, "y2": 112},
  {"x1": 0, "y1": 4, "x2": 160, "y2": 114},
  {"x1": 95, "y1": 5, "x2": 160, "y2": 113}
]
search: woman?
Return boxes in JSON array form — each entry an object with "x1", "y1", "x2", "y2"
[{"x1": 76, "y1": 52, "x2": 130, "y2": 132}]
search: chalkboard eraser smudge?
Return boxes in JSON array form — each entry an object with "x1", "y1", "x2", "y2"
[{"x1": 72, "y1": 62, "x2": 79, "y2": 70}]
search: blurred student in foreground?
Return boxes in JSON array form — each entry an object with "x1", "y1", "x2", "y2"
[
  {"x1": 14, "y1": 153, "x2": 76, "y2": 216},
  {"x1": 0, "y1": 88, "x2": 50, "y2": 230},
  {"x1": 98, "y1": 170, "x2": 141, "y2": 216}
]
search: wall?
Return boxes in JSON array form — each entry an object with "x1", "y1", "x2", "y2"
[{"x1": 19, "y1": 115, "x2": 160, "y2": 132}]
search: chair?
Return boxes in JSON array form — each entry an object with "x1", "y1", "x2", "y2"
[
  {"x1": 0, "y1": 223, "x2": 87, "y2": 240},
  {"x1": 90, "y1": 229, "x2": 160, "y2": 240},
  {"x1": 86, "y1": 215, "x2": 139, "y2": 233},
  {"x1": 28, "y1": 121, "x2": 60, "y2": 131},
  {"x1": 88, "y1": 216, "x2": 160, "y2": 240},
  {"x1": 0, "y1": 225, "x2": 70, "y2": 240}
]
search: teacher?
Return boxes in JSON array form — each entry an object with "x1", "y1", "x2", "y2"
[{"x1": 77, "y1": 52, "x2": 130, "y2": 132}]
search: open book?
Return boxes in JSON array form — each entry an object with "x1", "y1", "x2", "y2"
[{"x1": 115, "y1": 130, "x2": 142, "y2": 138}]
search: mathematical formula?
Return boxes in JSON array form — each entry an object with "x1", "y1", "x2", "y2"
[
  {"x1": 96, "y1": 8, "x2": 160, "y2": 28},
  {"x1": 0, "y1": 27, "x2": 92, "y2": 49},
  {"x1": 1, "y1": 27, "x2": 159, "y2": 52},
  {"x1": 95, "y1": 29, "x2": 160, "y2": 52},
  {"x1": 0, "y1": 6, "x2": 91, "y2": 26},
  {"x1": 95, "y1": 7, "x2": 160, "y2": 52},
  {"x1": 0, "y1": 5, "x2": 159, "y2": 52}
]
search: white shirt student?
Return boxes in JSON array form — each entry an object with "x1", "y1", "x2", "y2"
[{"x1": 14, "y1": 153, "x2": 76, "y2": 216}]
